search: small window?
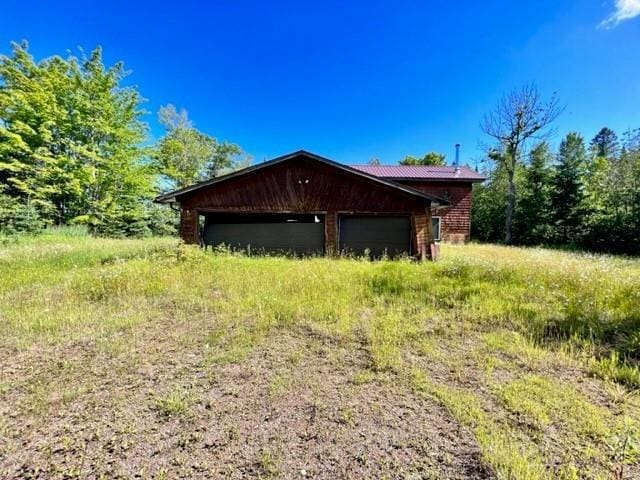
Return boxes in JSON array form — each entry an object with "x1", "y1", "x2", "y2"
[{"x1": 431, "y1": 217, "x2": 441, "y2": 242}]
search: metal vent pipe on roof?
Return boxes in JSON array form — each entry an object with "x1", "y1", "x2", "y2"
[{"x1": 454, "y1": 144, "x2": 461, "y2": 174}]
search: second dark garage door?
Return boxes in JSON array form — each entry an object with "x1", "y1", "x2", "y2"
[
  {"x1": 339, "y1": 215, "x2": 411, "y2": 258},
  {"x1": 203, "y1": 213, "x2": 324, "y2": 255}
]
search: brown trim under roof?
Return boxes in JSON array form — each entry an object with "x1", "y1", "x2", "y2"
[{"x1": 155, "y1": 150, "x2": 450, "y2": 206}]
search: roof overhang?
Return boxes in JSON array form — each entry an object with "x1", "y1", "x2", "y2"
[{"x1": 155, "y1": 150, "x2": 450, "y2": 207}]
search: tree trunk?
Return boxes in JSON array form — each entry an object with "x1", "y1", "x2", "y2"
[{"x1": 505, "y1": 169, "x2": 516, "y2": 244}]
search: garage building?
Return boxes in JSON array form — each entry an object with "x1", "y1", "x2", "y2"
[{"x1": 155, "y1": 150, "x2": 483, "y2": 260}]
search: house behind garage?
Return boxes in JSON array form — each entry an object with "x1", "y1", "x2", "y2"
[{"x1": 155, "y1": 150, "x2": 484, "y2": 259}]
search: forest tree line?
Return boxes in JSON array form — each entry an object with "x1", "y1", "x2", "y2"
[
  {"x1": 472, "y1": 126, "x2": 640, "y2": 254},
  {"x1": 0, "y1": 42, "x2": 247, "y2": 237}
]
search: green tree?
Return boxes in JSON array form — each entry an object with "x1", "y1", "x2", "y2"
[
  {"x1": 582, "y1": 129, "x2": 640, "y2": 253},
  {"x1": 514, "y1": 142, "x2": 554, "y2": 244},
  {"x1": 611, "y1": 129, "x2": 640, "y2": 251},
  {"x1": 0, "y1": 41, "x2": 153, "y2": 235},
  {"x1": 0, "y1": 42, "x2": 82, "y2": 223},
  {"x1": 631, "y1": 141, "x2": 640, "y2": 249},
  {"x1": 399, "y1": 151, "x2": 446, "y2": 166},
  {"x1": 589, "y1": 127, "x2": 619, "y2": 158},
  {"x1": 155, "y1": 104, "x2": 245, "y2": 189},
  {"x1": 471, "y1": 165, "x2": 507, "y2": 242},
  {"x1": 0, "y1": 190, "x2": 43, "y2": 234},
  {"x1": 70, "y1": 47, "x2": 153, "y2": 235},
  {"x1": 551, "y1": 132, "x2": 587, "y2": 243},
  {"x1": 471, "y1": 159, "x2": 525, "y2": 243},
  {"x1": 583, "y1": 130, "x2": 615, "y2": 226}
]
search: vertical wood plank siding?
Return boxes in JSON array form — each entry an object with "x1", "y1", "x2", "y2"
[
  {"x1": 412, "y1": 213, "x2": 426, "y2": 260},
  {"x1": 180, "y1": 159, "x2": 429, "y2": 213},
  {"x1": 325, "y1": 211, "x2": 338, "y2": 255},
  {"x1": 180, "y1": 208, "x2": 199, "y2": 244}
]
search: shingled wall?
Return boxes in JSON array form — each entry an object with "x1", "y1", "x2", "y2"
[{"x1": 398, "y1": 181, "x2": 473, "y2": 243}]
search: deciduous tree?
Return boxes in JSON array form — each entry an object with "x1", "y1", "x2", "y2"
[
  {"x1": 481, "y1": 84, "x2": 562, "y2": 244},
  {"x1": 399, "y1": 151, "x2": 446, "y2": 166},
  {"x1": 0, "y1": 41, "x2": 153, "y2": 235},
  {"x1": 155, "y1": 104, "x2": 246, "y2": 189}
]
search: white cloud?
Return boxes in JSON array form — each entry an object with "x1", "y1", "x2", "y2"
[{"x1": 599, "y1": 0, "x2": 640, "y2": 28}]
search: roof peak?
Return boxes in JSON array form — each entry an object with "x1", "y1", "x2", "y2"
[{"x1": 155, "y1": 150, "x2": 451, "y2": 204}]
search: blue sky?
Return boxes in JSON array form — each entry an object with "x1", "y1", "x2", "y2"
[{"x1": 2, "y1": 0, "x2": 639, "y2": 167}]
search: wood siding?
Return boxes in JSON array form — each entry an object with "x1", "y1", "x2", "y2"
[
  {"x1": 179, "y1": 157, "x2": 430, "y2": 214},
  {"x1": 325, "y1": 211, "x2": 338, "y2": 255},
  {"x1": 179, "y1": 208, "x2": 199, "y2": 245},
  {"x1": 411, "y1": 208, "x2": 436, "y2": 260},
  {"x1": 398, "y1": 181, "x2": 473, "y2": 243},
  {"x1": 177, "y1": 156, "x2": 435, "y2": 257}
]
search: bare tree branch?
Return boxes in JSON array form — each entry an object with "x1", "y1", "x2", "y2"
[{"x1": 480, "y1": 83, "x2": 564, "y2": 244}]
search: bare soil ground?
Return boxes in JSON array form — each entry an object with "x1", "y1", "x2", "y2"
[{"x1": 0, "y1": 318, "x2": 490, "y2": 479}]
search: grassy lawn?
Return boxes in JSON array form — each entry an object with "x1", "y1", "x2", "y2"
[{"x1": 1, "y1": 231, "x2": 640, "y2": 479}]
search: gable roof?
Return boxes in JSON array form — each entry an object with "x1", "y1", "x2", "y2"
[
  {"x1": 351, "y1": 165, "x2": 485, "y2": 182},
  {"x1": 155, "y1": 150, "x2": 449, "y2": 205}
]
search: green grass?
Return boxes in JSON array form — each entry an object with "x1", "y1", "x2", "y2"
[
  {"x1": 155, "y1": 386, "x2": 194, "y2": 418},
  {"x1": 1, "y1": 235, "x2": 640, "y2": 477},
  {"x1": 495, "y1": 374, "x2": 609, "y2": 437},
  {"x1": 410, "y1": 368, "x2": 549, "y2": 480}
]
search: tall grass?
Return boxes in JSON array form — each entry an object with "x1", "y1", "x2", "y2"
[
  {"x1": 2, "y1": 239, "x2": 639, "y2": 372},
  {"x1": 1, "y1": 236, "x2": 639, "y2": 477}
]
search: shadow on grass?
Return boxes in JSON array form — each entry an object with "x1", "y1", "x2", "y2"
[{"x1": 539, "y1": 312, "x2": 640, "y2": 389}]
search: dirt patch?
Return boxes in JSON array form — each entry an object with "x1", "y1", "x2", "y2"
[{"x1": 0, "y1": 320, "x2": 489, "y2": 479}]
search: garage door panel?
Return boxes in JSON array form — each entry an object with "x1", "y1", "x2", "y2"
[
  {"x1": 339, "y1": 216, "x2": 411, "y2": 258},
  {"x1": 204, "y1": 222, "x2": 324, "y2": 255}
]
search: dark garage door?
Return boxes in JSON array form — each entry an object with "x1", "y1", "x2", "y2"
[
  {"x1": 203, "y1": 213, "x2": 324, "y2": 255},
  {"x1": 339, "y1": 215, "x2": 411, "y2": 258}
]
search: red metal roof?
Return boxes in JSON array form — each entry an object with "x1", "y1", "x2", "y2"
[{"x1": 350, "y1": 165, "x2": 485, "y2": 182}]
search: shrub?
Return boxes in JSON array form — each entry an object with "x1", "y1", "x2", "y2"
[
  {"x1": 145, "y1": 202, "x2": 178, "y2": 236},
  {"x1": 91, "y1": 202, "x2": 151, "y2": 238},
  {"x1": 0, "y1": 194, "x2": 45, "y2": 235}
]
